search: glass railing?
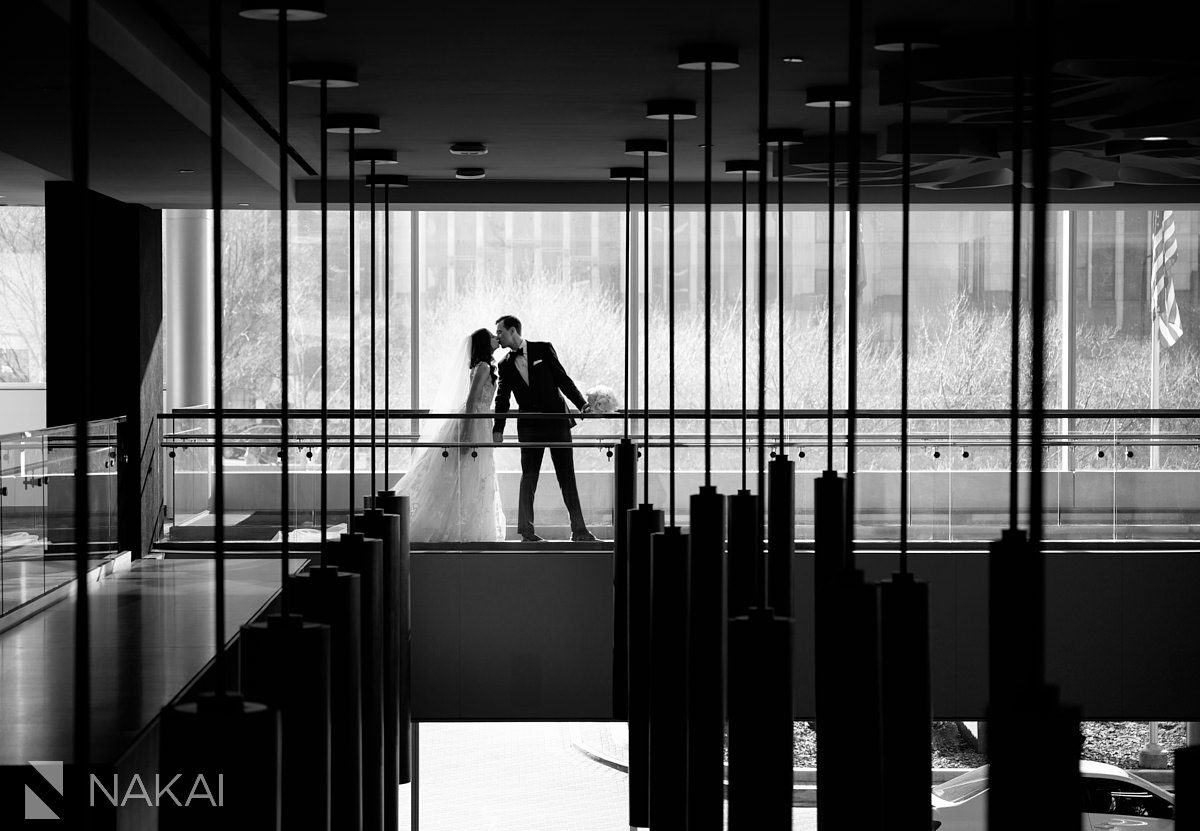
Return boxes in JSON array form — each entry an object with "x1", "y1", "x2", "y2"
[
  {"x1": 0, "y1": 418, "x2": 123, "y2": 616},
  {"x1": 157, "y1": 408, "x2": 1200, "y2": 546}
]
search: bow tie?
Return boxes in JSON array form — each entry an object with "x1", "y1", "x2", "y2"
[{"x1": 511, "y1": 347, "x2": 525, "y2": 357}]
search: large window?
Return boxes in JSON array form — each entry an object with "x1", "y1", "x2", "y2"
[{"x1": 0, "y1": 207, "x2": 46, "y2": 385}]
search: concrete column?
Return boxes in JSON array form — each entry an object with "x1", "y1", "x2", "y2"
[{"x1": 164, "y1": 209, "x2": 213, "y2": 411}]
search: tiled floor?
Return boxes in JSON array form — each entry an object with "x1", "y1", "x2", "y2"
[{"x1": 409, "y1": 722, "x2": 818, "y2": 830}]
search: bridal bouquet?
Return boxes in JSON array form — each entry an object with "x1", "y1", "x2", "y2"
[{"x1": 585, "y1": 385, "x2": 619, "y2": 414}]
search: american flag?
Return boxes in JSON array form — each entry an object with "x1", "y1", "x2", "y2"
[{"x1": 1151, "y1": 209, "x2": 1184, "y2": 347}]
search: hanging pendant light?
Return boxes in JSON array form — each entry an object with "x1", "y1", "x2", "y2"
[
  {"x1": 987, "y1": 2, "x2": 1082, "y2": 829},
  {"x1": 161, "y1": 5, "x2": 281, "y2": 828},
  {"x1": 678, "y1": 45, "x2": 738, "y2": 831},
  {"x1": 238, "y1": 0, "x2": 326, "y2": 20},
  {"x1": 365, "y1": 171, "x2": 416, "y2": 801},
  {"x1": 233, "y1": 8, "x2": 333, "y2": 830},
  {"x1": 872, "y1": 29, "x2": 938, "y2": 831},
  {"x1": 727, "y1": 4, "x2": 792, "y2": 828},
  {"x1": 621, "y1": 136, "x2": 666, "y2": 831},
  {"x1": 608, "y1": 165, "x2": 644, "y2": 726},
  {"x1": 643, "y1": 97, "x2": 694, "y2": 831},
  {"x1": 323, "y1": 111, "x2": 388, "y2": 831},
  {"x1": 284, "y1": 61, "x2": 366, "y2": 831}
]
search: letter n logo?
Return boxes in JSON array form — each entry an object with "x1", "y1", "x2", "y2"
[{"x1": 25, "y1": 761, "x2": 63, "y2": 820}]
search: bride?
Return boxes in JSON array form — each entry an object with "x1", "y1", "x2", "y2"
[{"x1": 391, "y1": 328, "x2": 507, "y2": 542}]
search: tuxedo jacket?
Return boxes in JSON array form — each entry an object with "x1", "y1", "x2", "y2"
[{"x1": 493, "y1": 341, "x2": 586, "y2": 440}]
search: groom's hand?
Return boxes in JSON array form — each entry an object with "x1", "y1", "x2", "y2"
[
  {"x1": 580, "y1": 404, "x2": 592, "y2": 414},
  {"x1": 492, "y1": 430, "x2": 503, "y2": 444}
]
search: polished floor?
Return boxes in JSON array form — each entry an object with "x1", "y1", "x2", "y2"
[{"x1": 0, "y1": 555, "x2": 304, "y2": 764}]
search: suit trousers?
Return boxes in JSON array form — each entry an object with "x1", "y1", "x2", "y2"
[{"x1": 518, "y1": 436, "x2": 587, "y2": 536}]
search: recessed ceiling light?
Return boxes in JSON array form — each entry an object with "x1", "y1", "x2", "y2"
[
  {"x1": 237, "y1": 202, "x2": 251, "y2": 207},
  {"x1": 1143, "y1": 136, "x2": 1171, "y2": 141},
  {"x1": 450, "y1": 142, "x2": 488, "y2": 156},
  {"x1": 178, "y1": 169, "x2": 196, "y2": 174},
  {"x1": 455, "y1": 168, "x2": 486, "y2": 180},
  {"x1": 782, "y1": 55, "x2": 805, "y2": 63}
]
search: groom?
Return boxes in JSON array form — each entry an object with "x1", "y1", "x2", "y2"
[{"x1": 492, "y1": 315, "x2": 597, "y2": 542}]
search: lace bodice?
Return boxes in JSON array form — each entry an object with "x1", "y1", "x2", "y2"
[{"x1": 469, "y1": 363, "x2": 497, "y2": 414}]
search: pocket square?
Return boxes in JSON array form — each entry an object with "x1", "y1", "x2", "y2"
[{"x1": 533, "y1": 359, "x2": 544, "y2": 366}]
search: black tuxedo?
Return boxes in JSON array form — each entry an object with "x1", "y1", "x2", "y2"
[{"x1": 493, "y1": 341, "x2": 588, "y2": 536}]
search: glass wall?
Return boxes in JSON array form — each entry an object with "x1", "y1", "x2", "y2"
[{"x1": 159, "y1": 206, "x2": 1200, "y2": 542}]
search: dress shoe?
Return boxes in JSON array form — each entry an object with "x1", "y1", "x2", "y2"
[
  {"x1": 571, "y1": 531, "x2": 597, "y2": 542},
  {"x1": 521, "y1": 533, "x2": 545, "y2": 542}
]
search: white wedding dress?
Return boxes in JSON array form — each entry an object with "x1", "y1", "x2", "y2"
[{"x1": 392, "y1": 361, "x2": 507, "y2": 542}]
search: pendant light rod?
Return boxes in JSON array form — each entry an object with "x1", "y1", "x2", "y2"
[
  {"x1": 827, "y1": 105, "x2": 837, "y2": 469},
  {"x1": 766, "y1": 129, "x2": 803, "y2": 451},
  {"x1": 277, "y1": 9, "x2": 290, "y2": 611},
  {"x1": 845, "y1": 0, "x2": 863, "y2": 572},
  {"x1": 320, "y1": 79, "x2": 329, "y2": 549},
  {"x1": 364, "y1": 173, "x2": 409, "y2": 492},
  {"x1": 369, "y1": 157, "x2": 377, "y2": 498},
  {"x1": 725, "y1": 160, "x2": 760, "y2": 489},
  {"x1": 668, "y1": 113, "x2": 677, "y2": 525},
  {"x1": 624, "y1": 138, "x2": 665, "y2": 500},
  {"x1": 872, "y1": 32, "x2": 939, "y2": 575},
  {"x1": 756, "y1": 0, "x2": 769, "y2": 606},
  {"x1": 704, "y1": 63, "x2": 714, "y2": 483},
  {"x1": 742, "y1": 168, "x2": 749, "y2": 489},
  {"x1": 209, "y1": 0, "x2": 227, "y2": 697},
  {"x1": 646, "y1": 101, "x2": 696, "y2": 525},
  {"x1": 289, "y1": 65, "x2": 355, "y2": 554},
  {"x1": 1008, "y1": 1, "x2": 1025, "y2": 534},
  {"x1": 679, "y1": 46, "x2": 738, "y2": 482},
  {"x1": 610, "y1": 166, "x2": 645, "y2": 441},
  {"x1": 384, "y1": 179, "x2": 391, "y2": 488},
  {"x1": 347, "y1": 128, "x2": 357, "y2": 527},
  {"x1": 326, "y1": 113, "x2": 383, "y2": 530},
  {"x1": 900, "y1": 40, "x2": 911, "y2": 573}
]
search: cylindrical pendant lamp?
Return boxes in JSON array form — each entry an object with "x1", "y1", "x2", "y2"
[
  {"x1": 621, "y1": 138, "x2": 666, "y2": 831},
  {"x1": 609, "y1": 165, "x2": 645, "y2": 723},
  {"x1": 679, "y1": 46, "x2": 738, "y2": 831}
]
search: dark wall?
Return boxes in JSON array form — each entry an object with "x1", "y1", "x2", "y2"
[
  {"x1": 45, "y1": 182, "x2": 163, "y2": 560},
  {"x1": 410, "y1": 549, "x2": 1200, "y2": 721}
]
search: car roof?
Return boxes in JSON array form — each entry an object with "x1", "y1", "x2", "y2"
[{"x1": 1080, "y1": 760, "x2": 1133, "y2": 778}]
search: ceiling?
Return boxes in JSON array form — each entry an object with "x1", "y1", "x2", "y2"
[{"x1": 3, "y1": 0, "x2": 1200, "y2": 209}]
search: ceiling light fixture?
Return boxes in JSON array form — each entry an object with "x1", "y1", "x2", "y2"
[
  {"x1": 237, "y1": 202, "x2": 251, "y2": 207},
  {"x1": 782, "y1": 55, "x2": 805, "y2": 63},
  {"x1": 1144, "y1": 136, "x2": 1171, "y2": 141},
  {"x1": 646, "y1": 99, "x2": 698, "y2": 120},
  {"x1": 238, "y1": 1, "x2": 326, "y2": 21},
  {"x1": 455, "y1": 168, "x2": 485, "y2": 179},
  {"x1": 872, "y1": 26, "x2": 941, "y2": 52},
  {"x1": 449, "y1": 142, "x2": 488, "y2": 156},
  {"x1": 178, "y1": 168, "x2": 196, "y2": 174},
  {"x1": 804, "y1": 85, "x2": 852, "y2": 108},
  {"x1": 324, "y1": 113, "x2": 381, "y2": 134},
  {"x1": 288, "y1": 62, "x2": 357, "y2": 88},
  {"x1": 624, "y1": 138, "x2": 668, "y2": 156},
  {"x1": 677, "y1": 45, "x2": 740, "y2": 71},
  {"x1": 351, "y1": 148, "x2": 399, "y2": 165}
]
